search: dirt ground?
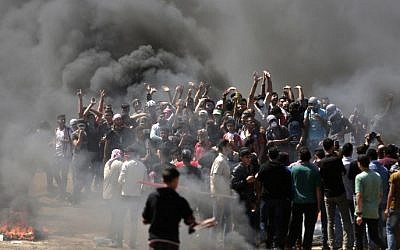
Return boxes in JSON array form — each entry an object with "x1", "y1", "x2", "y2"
[
  {"x1": 0, "y1": 171, "x2": 149, "y2": 250},
  {"x1": 0, "y1": 171, "x2": 324, "y2": 249}
]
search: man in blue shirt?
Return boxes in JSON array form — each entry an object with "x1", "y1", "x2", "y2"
[{"x1": 299, "y1": 97, "x2": 328, "y2": 153}]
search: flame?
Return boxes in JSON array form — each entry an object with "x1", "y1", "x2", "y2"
[
  {"x1": 0, "y1": 211, "x2": 36, "y2": 241},
  {"x1": 0, "y1": 223, "x2": 35, "y2": 241}
]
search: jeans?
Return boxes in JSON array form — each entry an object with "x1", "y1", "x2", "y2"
[
  {"x1": 121, "y1": 196, "x2": 142, "y2": 248},
  {"x1": 320, "y1": 189, "x2": 329, "y2": 247},
  {"x1": 212, "y1": 197, "x2": 232, "y2": 242},
  {"x1": 386, "y1": 209, "x2": 400, "y2": 250},
  {"x1": 355, "y1": 217, "x2": 385, "y2": 250},
  {"x1": 107, "y1": 197, "x2": 124, "y2": 246},
  {"x1": 325, "y1": 193, "x2": 354, "y2": 249},
  {"x1": 54, "y1": 157, "x2": 70, "y2": 197},
  {"x1": 72, "y1": 154, "x2": 89, "y2": 203},
  {"x1": 259, "y1": 198, "x2": 290, "y2": 248},
  {"x1": 287, "y1": 203, "x2": 318, "y2": 250}
]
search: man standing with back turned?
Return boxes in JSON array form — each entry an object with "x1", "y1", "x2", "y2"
[
  {"x1": 142, "y1": 168, "x2": 215, "y2": 250},
  {"x1": 319, "y1": 138, "x2": 354, "y2": 250}
]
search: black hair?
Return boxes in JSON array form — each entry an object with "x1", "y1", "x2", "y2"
[
  {"x1": 357, "y1": 154, "x2": 370, "y2": 168},
  {"x1": 181, "y1": 149, "x2": 192, "y2": 162},
  {"x1": 356, "y1": 144, "x2": 367, "y2": 155},
  {"x1": 268, "y1": 147, "x2": 280, "y2": 160},
  {"x1": 322, "y1": 138, "x2": 334, "y2": 151},
  {"x1": 299, "y1": 147, "x2": 312, "y2": 162},
  {"x1": 162, "y1": 167, "x2": 180, "y2": 184},
  {"x1": 366, "y1": 148, "x2": 378, "y2": 161},
  {"x1": 278, "y1": 152, "x2": 289, "y2": 166},
  {"x1": 217, "y1": 139, "x2": 230, "y2": 152},
  {"x1": 314, "y1": 148, "x2": 325, "y2": 160},
  {"x1": 341, "y1": 143, "x2": 353, "y2": 157},
  {"x1": 385, "y1": 144, "x2": 399, "y2": 158},
  {"x1": 271, "y1": 106, "x2": 282, "y2": 116}
]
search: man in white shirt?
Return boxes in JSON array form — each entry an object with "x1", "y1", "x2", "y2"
[
  {"x1": 118, "y1": 147, "x2": 147, "y2": 249},
  {"x1": 210, "y1": 140, "x2": 233, "y2": 245},
  {"x1": 54, "y1": 114, "x2": 72, "y2": 200},
  {"x1": 103, "y1": 149, "x2": 124, "y2": 248}
]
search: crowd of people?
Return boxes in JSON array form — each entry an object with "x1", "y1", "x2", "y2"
[{"x1": 39, "y1": 70, "x2": 400, "y2": 250}]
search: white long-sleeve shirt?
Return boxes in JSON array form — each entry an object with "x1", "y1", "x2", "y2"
[
  {"x1": 210, "y1": 153, "x2": 231, "y2": 196},
  {"x1": 103, "y1": 159, "x2": 123, "y2": 200},
  {"x1": 118, "y1": 158, "x2": 147, "y2": 197}
]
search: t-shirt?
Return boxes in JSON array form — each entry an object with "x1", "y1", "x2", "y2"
[
  {"x1": 319, "y1": 154, "x2": 346, "y2": 198},
  {"x1": 291, "y1": 163, "x2": 321, "y2": 204},
  {"x1": 257, "y1": 161, "x2": 292, "y2": 200},
  {"x1": 142, "y1": 187, "x2": 194, "y2": 245},
  {"x1": 389, "y1": 171, "x2": 400, "y2": 211},
  {"x1": 355, "y1": 170, "x2": 382, "y2": 219},
  {"x1": 55, "y1": 127, "x2": 72, "y2": 158}
]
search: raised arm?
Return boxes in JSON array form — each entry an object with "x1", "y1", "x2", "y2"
[
  {"x1": 283, "y1": 85, "x2": 294, "y2": 102},
  {"x1": 77, "y1": 89, "x2": 83, "y2": 118},
  {"x1": 295, "y1": 85, "x2": 304, "y2": 101},
  {"x1": 98, "y1": 89, "x2": 106, "y2": 114},
  {"x1": 172, "y1": 84, "x2": 184, "y2": 107},
  {"x1": 265, "y1": 70, "x2": 272, "y2": 93},
  {"x1": 194, "y1": 82, "x2": 205, "y2": 106},
  {"x1": 247, "y1": 72, "x2": 262, "y2": 109},
  {"x1": 83, "y1": 97, "x2": 96, "y2": 117}
]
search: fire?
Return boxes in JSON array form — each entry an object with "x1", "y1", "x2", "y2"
[
  {"x1": 0, "y1": 223, "x2": 35, "y2": 241},
  {"x1": 0, "y1": 211, "x2": 40, "y2": 241}
]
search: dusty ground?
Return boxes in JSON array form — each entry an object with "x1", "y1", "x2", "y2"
[
  {"x1": 0, "y1": 171, "x2": 324, "y2": 249},
  {"x1": 0, "y1": 171, "x2": 148, "y2": 249}
]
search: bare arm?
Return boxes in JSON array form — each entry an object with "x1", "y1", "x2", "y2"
[
  {"x1": 288, "y1": 86, "x2": 295, "y2": 102},
  {"x1": 295, "y1": 85, "x2": 304, "y2": 101},
  {"x1": 194, "y1": 82, "x2": 205, "y2": 106},
  {"x1": 356, "y1": 192, "x2": 363, "y2": 224},
  {"x1": 194, "y1": 98, "x2": 206, "y2": 114},
  {"x1": 247, "y1": 72, "x2": 261, "y2": 109},
  {"x1": 385, "y1": 181, "x2": 394, "y2": 217},
  {"x1": 98, "y1": 89, "x2": 105, "y2": 114},
  {"x1": 83, "y1": 98, "x2": 96, "y2": 117},
  {"x1": 172, "y1": 84, "x2": 183, "y2": 107},
  {"x1": 77, "y1": 89, "x2": 83, "y2": 118},
  {"x1": 265, "y1": 71, "x2": 272, "y2": 93}
]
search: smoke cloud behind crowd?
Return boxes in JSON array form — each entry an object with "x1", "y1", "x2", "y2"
[{"x1": 0, "y1": 0, "x2": 400, "y2": 217}]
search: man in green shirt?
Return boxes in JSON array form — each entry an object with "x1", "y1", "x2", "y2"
[
  {"x1": 354, "y1": 155, "x2": 385, "y2": 250},
  {"x1": 287, "y1": 147, "x2": 321, "y2": 250}
]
